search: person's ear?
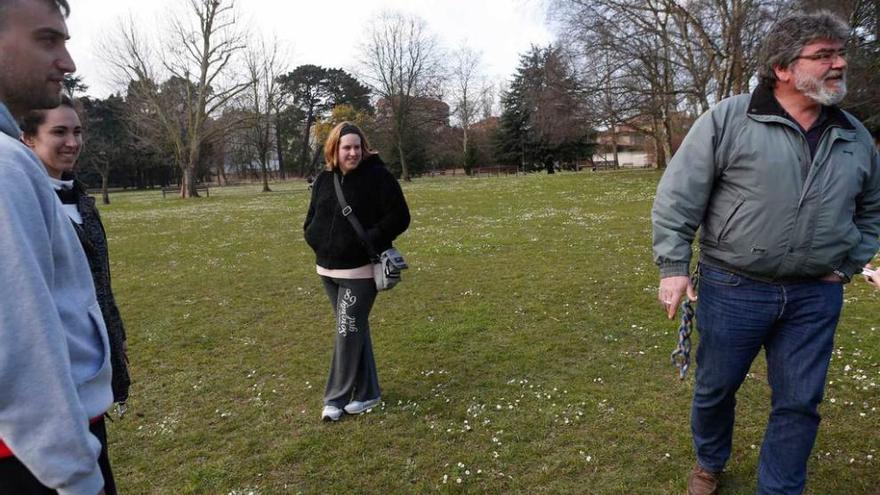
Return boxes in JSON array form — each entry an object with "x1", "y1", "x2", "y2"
[
  {"x1": 20, "y1": 135, "x2": 36, "y2": 148},
  {"x1": 773, "y1": 64, "x2": 793, "y2": 84}
]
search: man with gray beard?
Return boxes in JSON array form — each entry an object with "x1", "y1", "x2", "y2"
[{"x1": 652, "y1": 10, "x2": 880, "y2": 495}]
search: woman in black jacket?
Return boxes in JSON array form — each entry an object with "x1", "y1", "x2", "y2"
[
  {"x1": 21, "y1": 97, "x2": 132, "y2": 421},
  {"x1": 304, "y1": 122, "x2": 410, "y2": 421}
]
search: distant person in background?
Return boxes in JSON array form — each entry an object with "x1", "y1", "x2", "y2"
[
  {"x1": 21, "y1": 95, "x2": 132, "y2": 416},
  {"x1": 303, "y1": 122, "x2": 410, "y2": 422},
  {"x1": 0, "y1": 0, "x2": 116, "y2": 493}
]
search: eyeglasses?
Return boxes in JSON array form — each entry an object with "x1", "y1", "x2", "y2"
[{"x1": 795, "y1": 48, "x2": 847, "y2": 64}]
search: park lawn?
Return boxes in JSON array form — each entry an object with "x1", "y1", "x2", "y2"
[{"x1": 101, "y1": 171, "x2": 878, "y2": 494}]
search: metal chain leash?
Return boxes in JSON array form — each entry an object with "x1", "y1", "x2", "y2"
[
  {"x1": 670, "y1": 272, "x2": 699, "y2": 380},
  {"x1": 670, "y1": 300, "x2": 695, "y2": 380}
]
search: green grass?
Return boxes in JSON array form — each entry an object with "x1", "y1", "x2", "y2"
[{"x1": 101, "y1": 171, "x2": 879, "y2": 494}]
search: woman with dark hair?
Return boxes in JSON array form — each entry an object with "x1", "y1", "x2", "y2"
[
  {"x1": 21, "y1": 97, "x2": 131, "y2": 420},
  {"x1": 303, "y1": 122, "x2": 410, "y2": 422}
]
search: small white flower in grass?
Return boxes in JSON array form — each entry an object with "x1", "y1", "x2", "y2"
[
  {"x1": 442, "y1": 475, "x2": 448, "y2": 484},
  {"x1": 664, "y1": 453, "x2": 670, "y2": 459},
  {"x1": 458, "y1": 462, "x2": 465, "y2": 468},
  {"x1": 477, "y1": 469, "x2": 482, "y2": 474}
]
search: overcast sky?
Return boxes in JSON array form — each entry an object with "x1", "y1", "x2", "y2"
[{"x1": 65, "y1": 0, "x2": 555, "y2": 98}]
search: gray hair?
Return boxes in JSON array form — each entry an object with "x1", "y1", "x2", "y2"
[{"x1": 757, "y1": 10, "x2": 849, "y2": 88}]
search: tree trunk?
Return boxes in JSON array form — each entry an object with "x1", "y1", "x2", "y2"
[
  {"x1": 217, "y1": 161, "x2": 228, "y2": 186},
  {"x1": 661, "y1": 109, "x2": 674, "y2": 166},
  {"x1": 275, "y1": 112, "x2": 285, "y2": 180},
  {"x1": 299, "y1": 110, "x2": 314, "y2": 177},
  {"x1": 393, "y1": 102, "x2": 411, "y2": 181},
  {"x1": 462, "y1": 125, "x2": 469, "y2": 166},
  {"x1": 875, "y1": 0, "x2": 879, "y2": 43},
  {"x1": 101, "y1": 173, "x2": 110, "y2": 205},
  {"x1": 397, "y1": 137, "x2": 410, "y2": 181},
  {"x1": 182, "y1": 165, "x2": 199, "y2": 198},
  {"x1": 260, "y1": 158, "x2": 272, "y2": 192},
  {"x1": 310, "y1": 147, "x2": 323, "y2": 173},
  {"x1": 609, "y1": 122, "x2": 620, "y2": 168}
]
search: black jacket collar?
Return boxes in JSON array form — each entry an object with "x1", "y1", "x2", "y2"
[{"x1": 747, "y1": 83, "x2": 854, "y2": 130}]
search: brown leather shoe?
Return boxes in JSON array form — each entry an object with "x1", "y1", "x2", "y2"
[{"x1": 686, "y1": 464, "x2": 720, "y2": 495}]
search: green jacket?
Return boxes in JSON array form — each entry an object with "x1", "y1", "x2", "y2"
[{"x1": 652, "y1": 85, "x2": 880, "y2": 281}]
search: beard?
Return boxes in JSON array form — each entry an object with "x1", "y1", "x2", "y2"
[
  {"x1": 0, "y1": 80, "x2": 62, "y2": 117},
  {"x1": 0, "y1": 56, "x2": 63, "y2": 115},
  {"x1": 12, "y1": 85, "x2": 62, "y2": 111},
  {"x1": 794, "y1": 69, "x2": 847, "y2": 106}
]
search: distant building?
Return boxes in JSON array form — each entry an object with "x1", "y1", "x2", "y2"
[
  {"x1": 592, "y1": 111, "x2": 696, "y2": 169},
  {"x1": 594, "y1": 125, "x2": 652, "y2": 168}
]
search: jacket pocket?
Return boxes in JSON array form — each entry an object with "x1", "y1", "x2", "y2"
[
  {"x1": 716, "y1": 196, "x2": 745, "y2": 245},
  {"x1": 85, "y1": 302, "x2": 111, "y2": 382}
]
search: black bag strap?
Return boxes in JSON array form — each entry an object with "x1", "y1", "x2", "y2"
[{"x1": 333, "y1": 173, "x2": 379, "y2": 261}]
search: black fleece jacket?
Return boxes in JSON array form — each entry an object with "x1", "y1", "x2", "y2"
[{"x1": 303, "y1": 154, "x2": 410, "y2": 269}]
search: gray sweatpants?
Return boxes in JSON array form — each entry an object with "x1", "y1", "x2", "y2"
[{"x1": 320, "y1": 276, "x2": 380, "y2": 407}]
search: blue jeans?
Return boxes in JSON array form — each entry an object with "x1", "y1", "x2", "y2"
[{"x1": 692, "y1": 264, "x2": 843, "y2": 495}]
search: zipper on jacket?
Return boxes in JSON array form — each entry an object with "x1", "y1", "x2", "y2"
[{"x1": 798, "y1": 125, "x2": 841, "y2": 209}]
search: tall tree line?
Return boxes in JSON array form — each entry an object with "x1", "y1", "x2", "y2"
[{"x1": 551, "y1": 0, "x2": 879, "y2": 167}]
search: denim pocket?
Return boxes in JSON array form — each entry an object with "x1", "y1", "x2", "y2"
[{"x1": 699, "y1": 265, "x2": 742, "y2": 287}]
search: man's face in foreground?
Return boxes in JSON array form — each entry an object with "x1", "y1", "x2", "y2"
[{"x1": 0, "y1": 0, "x2": 75, "y2": 117}]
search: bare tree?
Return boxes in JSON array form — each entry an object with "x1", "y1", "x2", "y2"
[
  {"x1": 241, "y1": 36, "x2": 287, "y2": 192},
  {"x1": 449, "y1": 45, "x2": 487, "y2": 169},
  {"x1": 103, "y1": 0, "x2": 250, "y2": 197},
  {"x1": 359, "y1": 11, "x2": 445, "y2": 181},
  {"x1": 552, "y1": 0, "x2": 785, "y2": 167}
]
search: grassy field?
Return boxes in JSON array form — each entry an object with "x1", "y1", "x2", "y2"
[{"x1": 101, "y1": 171, "x2": 878, "y2": 494}]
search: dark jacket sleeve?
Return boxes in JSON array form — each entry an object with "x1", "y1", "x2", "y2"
[
  {"x1": 303, "y1": 174, "x2": 322, "y2": 232},
  {"x1": 366, "y1": 168, "x2": 410, "y2": 248}
]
